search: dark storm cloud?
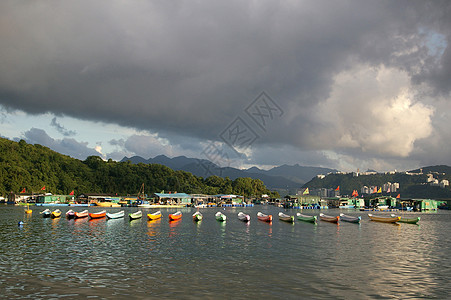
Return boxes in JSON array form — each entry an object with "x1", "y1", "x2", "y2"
[{"x1": 1, "y1": 1, "x2": 450, "y2": 170}]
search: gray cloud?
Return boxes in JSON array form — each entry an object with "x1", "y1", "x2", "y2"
[
  {"x1": 50, "y1": 117, "x2": 76, "y2": 137},
  {"x1": 22, "y1": 128, "x2": 100, "y2": 160},
  {"x1": 1, "y1": 1, "x2": 451, "y2": 171}
]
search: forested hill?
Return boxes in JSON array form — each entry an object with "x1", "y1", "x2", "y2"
[
  {"x1": 304, "y1": 167, "x2": 451, "y2": 199},
  {"x1": 0, "y1": 138, "x2": 278, "y2": 198}
]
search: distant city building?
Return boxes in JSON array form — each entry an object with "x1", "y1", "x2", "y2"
[
  {"x1": 440, "y1": 180, "x2": 449, "y2": 188},
  {"x1": 317, "y1": 174, "x2": 325, "y2": 179},
  {"x1": 426, "y1": 174, "x2": 435, "y2": 183}
]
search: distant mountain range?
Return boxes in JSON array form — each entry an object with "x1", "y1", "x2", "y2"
[{"x1": 121, "y1": 155, "x2": 337, "y2": 190}]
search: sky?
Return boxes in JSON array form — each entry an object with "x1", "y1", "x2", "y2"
[{"x1": 1, "y1": 0, "x2": 451, "y2": 172}]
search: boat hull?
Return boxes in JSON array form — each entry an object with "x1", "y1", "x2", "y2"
[
  {"x1": 129, "y1": 211, "x2": 143, "y2": 220},
  {"x1": 89, "y1": 211, "x2": 107, "y2": 219},
  {"x1": 215, "y1": 212, "x2": 226, "y2": 222},
  {"x1": 106, "y1": 211, "x2": 125, "y2": 219},
  {"x1": 339, "y1": 213, "x2": 361, "y2": 223},
  {"x1": 319, "y1": 213, "x2": 339, "y2": 223},
  {"x1": 169, "y1": 212, "x2": 182, "y2": 221},
  {"x1": 397, "y1": 216, "x2": 420, "y2": 224},
  {"x1": 368, "y1": 214, "x2": 400, "y2": 223},
  {"x1": 192, "y1": 212, "x2": 203, "y2": 222},
  {"x1": 257, "y1": 212, "x2": 272, "y2": 222},
  {"x1": 278, "y1": 212, "x2": 294, "y2": 223},
  {"x1": 74, "y1": 210, "x2": 89, "y2": 218},
  {"x1": 238, "y1": 212, "x2": 250, "y2": 222},
  {"x1": 296, "y1": 213, "x2": 317, "y2": 223},
  {"x1": 147, "y1": 211, "x2": 162, "y2": 220}
]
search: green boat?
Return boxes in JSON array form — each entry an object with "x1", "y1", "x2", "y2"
[
  {"x1": 129, "y1": 210, "x2": 143, "y2": 220},
  {"x1": 296, "y1": 213, "x2": 317, "y2": 223},
  {"x1": 397, "y1": 216, "x2": 420, "y2": 224}
]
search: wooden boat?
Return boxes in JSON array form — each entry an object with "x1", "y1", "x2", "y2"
[
  {"x1": 368, "y1": 213, "x2": 400, "y2": 223},
  {"x1": 257, "y1": 212, "x2": 272, "y2": 222},
  {"x1": 168, "y1": 211, "x2": 182, "y2": 221},
  {"x1": 296, "y1": 213, "x2": 317, "y2": 223},
  {"x1": 237, "y1": 212, "x2": 250, "y2": 222},
  {"x1": 393, "y1": 214, "x2": 420, "y2": 224},
  {"x1": 24, "y1": 205, "x2": 32, "y2": 214},
  {"x1": 106, "y1": 210, "x2": 125, "y2": 219},
  {"x1": 319, "y1": 213, "x2": 339, "y2": 223},
  {"x1": 89, "y1": 210, "x2": 107, "y2": 219},
  {"x1": 51, "y1": 209, "x2": 62, "y2": 218},
  {"x1": 147, "y1": 211, "x2": 162, "y2": 220},
  {"x1": 215, "y1": 211, "x2": 227, "y2": 222},
  {"x1": 66, "y1": 209, "x2": 75, "y2": 219},
  {"x1": 339, "y1": 213, "x2": 361, "y2": 223},
  {"x1": 41, "y1": 209, "x2": 51, "y2": 218},
  {"x1": 192, "y1": 211, "x2": 203, "y2": 222},
  {"x1": 129, "y1": 211, "x2": 143, "y2": 220},
  {"x1": 278, "y1": 212, "x2": 294, "y2": 223},
  {"x1": 74, "y1": 210, "x2": 89, "y2": 218}
]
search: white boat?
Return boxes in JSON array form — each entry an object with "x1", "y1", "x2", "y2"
[
  {"x1": 107, "y1": 210, "x2": 125, "y2": 219},
  {"x1": 215, "y1": 211, "x2": 227, "y2": 222},
  {"x1": 237, "y1": 212, "x2": 250, "y2": 222}
]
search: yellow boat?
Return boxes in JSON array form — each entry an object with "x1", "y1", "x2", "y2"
[
  {"x1": 368, "y1": 214, "x2": 400, "y2": 223},
  {"x1": 147, "y1": 211, "x2": 162, "y2": 220},
  {"x1": 24, "y1": 205, "x2": 32, "y2": 214},
  {"x1": 51, "y1": 209, "x2": 62, "y2": 218},
  {"x1": 96, "y1": 201, "x2": 121, "y2": 207}
]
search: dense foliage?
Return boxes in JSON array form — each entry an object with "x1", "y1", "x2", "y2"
[
  {"x1": 0, "y1": 138, "x2": 279, "y2": 198},
  {"x1": 304, "y1": 169, "x2": 451, "y2": 199}
]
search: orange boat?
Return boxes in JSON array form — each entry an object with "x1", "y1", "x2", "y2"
[
  {"x1": 89, "y1": 210, "x2": 106, "y2": 219},
  {"x1": 168, "y1": 211, "x2": 182, "y2": 221},
  {"x1": 257, "y1": 212, "x2": 272, "y2": 222},
  {"x1": 74, "y1": 210, "x2": 89, "y2": 218}
]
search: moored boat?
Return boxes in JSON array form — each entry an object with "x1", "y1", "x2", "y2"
[
  {"x1": 393, "y1": 214, "x2": 420, "y2": 224},
  {"x1": 169, "y1": 211, "x2": 182, "y2": 221},
  {"x1": 257, "y1": 212, "x2": 272, "y2": 222},
  {"x1": 24, "y1": 205, "x2": 32, "y2": 214},
  {"x1": 339, "y1": 213, "x2": 361, "y2": 223},
  {"x1": 215, "y1": 211, "x2": 227, "y2": 222},
  {"x1": 192, "y1": 211, "x2": 203, "y2": 222},
  {"x1": 41, "y1": 209, "x2": 51, "y2": 218},
  {"x1": 106, "y1": 210, "x2": 125, "y2": 219},
  {"x1": 66, "y1": 209, "x2": 75, "y2": 219},
  {"x1": 147, "y1": 211, "x2": 162, "y2": 220},
  {"x1": 278, "y1": 212, "x2": 294, "y2": 223},
  {"x1": 51, "y1": 209, "x2": 62, "y2": 218},
  {"x1": 237, "y1": 212, "x2": 250, "y2": 222},
  {"x1": 74, "y1": 210, "x2": 89, "y2": 218},
  {"x1": 296, "y1": 213, "x2": 317, "y2": 223},
  {"x1": 129, "y1": 211, "x2": 143, "y2": 220},
  {"x1": 89, "y1": 210, "x2": 107, "y2": 219},
  {"x1": 319, "y1": 213, "x2": 339, "y2": 223},
  {"x1": 368, "y1": 213, "x2": 400, "y2": 223}
]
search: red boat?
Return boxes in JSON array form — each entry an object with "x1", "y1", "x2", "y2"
[
  {"x1": 89, "y1": 210, "x2": 107, "y2": 219},
  {"x1": 257, "y1": 212, "x2": 272, "y2": 222},
  {"x1": 74, "y1": 210, "x2": 89, "y2": 219},
  {"x1": 168, "y1": 211, "x2": 182, "y2": 221}
]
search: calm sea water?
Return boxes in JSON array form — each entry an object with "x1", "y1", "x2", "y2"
[{"x1": 0, "y1": 205, "x2": 449, "y2": 299}]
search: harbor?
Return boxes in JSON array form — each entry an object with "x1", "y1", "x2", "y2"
[{"x1": 2, "y1": 205, "x2": 449, "y2": 299}]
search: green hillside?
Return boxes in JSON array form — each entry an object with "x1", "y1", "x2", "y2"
[
  {"x1": 0, "y1": 138, "x2": 278, "y2": 198},
  {"x1": 304, "y1": 168, "x2": 451, "y2": 199}
]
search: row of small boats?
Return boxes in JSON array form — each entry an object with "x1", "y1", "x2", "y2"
[{"x1": 38, "y1": 209, "x2": 420, "y2": 224}]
